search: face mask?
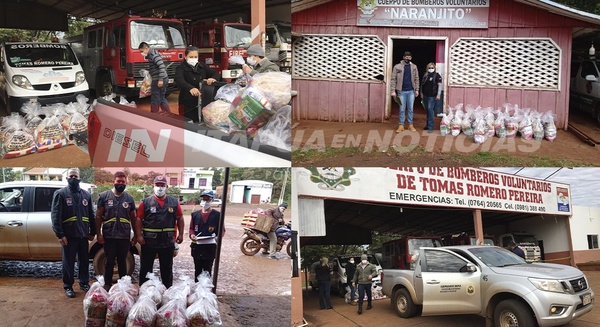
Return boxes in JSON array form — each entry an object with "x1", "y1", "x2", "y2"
[
  {"x1": 187, "y1": 58, "x2": 198, "y2": 66},
  {"x1": 404, "y1": 59, "x2": 411, "y2": 64},
  {"x1": 279, "y1": 207, "x2": 286, "y2": 213},
  {"x1": 68, "y1": 177, "x2": 80, "y2": 190},
  {"x1": 349, "y1": 260, "x2": 354, "y2": 264},
  {"x1": 200, "y1": 200, "x2": 211, "y2": 210},
  {"x1": 114, "y1": 184, "x2": 126, "y2": 193},
  {"x1": 154, "y1": 186, "x2": 166, "y2": 197},
  {"x1": 362, "y1": 260, "x2": 368, "y2": 265},
  {"x1": 428, "y1": 68, "x2": 435, "y2": 73},
  {"x1": 247, "y1": 57, "x2": 257, "y2": 66}
]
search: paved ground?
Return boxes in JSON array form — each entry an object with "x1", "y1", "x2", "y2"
[{"x1": 300, "y1": 270, "x2": 600, "y2": 327}]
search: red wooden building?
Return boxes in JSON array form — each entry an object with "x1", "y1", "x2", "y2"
[{"x1": 291, "y1": 0, "x2": 600, "y2": 128}]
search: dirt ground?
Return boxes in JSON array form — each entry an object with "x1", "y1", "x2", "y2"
[
  {"x1": 0, "y1": 203, "x2": 291, "y2": 327},
  {"x1": 292, "y1": 108, "x2": 600, "y2": 166},
  {"x1": 300, "y1": 270, "x2": 600, "y2": 327}
]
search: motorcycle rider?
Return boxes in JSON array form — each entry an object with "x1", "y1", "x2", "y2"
[
  {"x1": 189, "y1": 190, "x2": 223, "y2": 281},
  {"x1": 264, "y1": 202, "x2": 288, "y2": 259}
]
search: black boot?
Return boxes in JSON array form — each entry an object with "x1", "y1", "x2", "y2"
[
  {"x1": 366, "y1": 302, "x2": 372, "y2": 310},
  {"x1": 357, "y1": 303, "x2": 363, "y2": 314}
]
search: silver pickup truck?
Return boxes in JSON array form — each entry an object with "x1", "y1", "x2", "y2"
[{"x1": 381, "y1": 245, "x2": 594, "y2": 327}]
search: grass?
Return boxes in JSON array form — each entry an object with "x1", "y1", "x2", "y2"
[{"x1": 293, "y1": 146, "x2": 592, "y2": 167}]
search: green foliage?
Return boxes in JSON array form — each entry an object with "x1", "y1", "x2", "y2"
[
  {"x1": 553, "y1": 0, "x2": 600, "y2": 15},
  {"x1": 0, "y1": 168, "x2": 19, "y2": 183},
  {"x1": 0, "y1": 15, "x2": 95, "y2": 43}
]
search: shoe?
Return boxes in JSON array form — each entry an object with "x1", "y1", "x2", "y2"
[
  {"x1": 423, "y1": 127, "x2": 430, "y2": 131},
  {"x1": 269, "y1": 255, "x2": 277, "y2": 259},
  {"x1": 358, "y1": 303, "x2": 363, "y2": 314},
  {"x1": 366, "y1": 304, "x2": 372, "y2": 310},
  {"x1": 65, "y1": 288, "x2": 75, "y2": 298},
  {"x1": 395, "y1": 125, "x2": 404, "y2": 133},
  {"x1": 327, "y1": 307, "x2": 333, "y2": 310},
  {"x1": 262, "y1": 251, "x2": 270, "y2": 255},
  {"x1": 408, "y1": 124, "x2": 417, "y2": 132},
  {"x1": 80, "y1": 284, "x2": 90, "y2": 292},
  {"x1": 350, "y1": 301, "x2": 357, "y2": 306},
  {"x1": 437, "y1": 113, "x2": 444, "y2": 117},
  {"x1": 320, "y1": 307, "x2": 326, "y2": 310}
]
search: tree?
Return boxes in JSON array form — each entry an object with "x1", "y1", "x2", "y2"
[
  {"x1": 80, "y1": 167, "x2": 94, "y2": 184},
  {"x1": 94, "y1": 168, "x2": 114, "y2": 184},
  {"x1": 212, "y1": 168, "x2": 224, "y2": 187},
  {"x1": 0, "y1": 168, "x2": 19, "y2": 183},
  {"x1": 553, "y1": 1, "x2": 600, "y2": 15}
]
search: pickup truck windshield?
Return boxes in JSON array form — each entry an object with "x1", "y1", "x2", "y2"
[
  {"x1": 6, "y1": 43, "x2": 78, "y2": 68},
  {"x1": 469, "y1": 247, "x2": 525, "y2": 267}
]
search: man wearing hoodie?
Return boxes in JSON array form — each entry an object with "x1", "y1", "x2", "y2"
[
  {"x1": 139, "y1": 42, "x2": 171, "y2": 113},
  {"x1": 352, "y1": 254, "x2": 378, "y2": 314}
]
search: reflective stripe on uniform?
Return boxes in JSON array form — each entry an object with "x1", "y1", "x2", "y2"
[
  {"x1": 63, "y1": 216, "x2": 90, "y2": 223},
  {"x1": 103, "y1": 217, "x2": 131, "y2": 225},
  {"x1": 142, "y1": 227, "x2": 175, "y2": 232}
]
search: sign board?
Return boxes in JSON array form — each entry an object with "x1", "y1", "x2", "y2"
[
  {"x1": 296, "y1": 167, "x2": 572, "y2": 215},
  {"x1": 357, "y1": 0, "x2": 490, "y2": 28}
]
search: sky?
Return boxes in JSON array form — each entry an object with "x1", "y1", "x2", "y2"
[{"x1": 486, "y1": 167, "x2": 600, "y2": 208}]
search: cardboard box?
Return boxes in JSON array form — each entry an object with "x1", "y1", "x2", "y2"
[
  {"x1": 229, "y1": 95, "x2": 274, "y2": 131},
  {"x1": 241, "y1": 212, "x2": 273, "y2": 233}
]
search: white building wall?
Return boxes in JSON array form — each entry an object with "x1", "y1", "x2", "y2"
[
  {"x1": 570, "y1": 206, "x2": 600, "y2": 251},
  {"x1": 486, "y1": 215, "x2": 570, "y2": 254},
  {"x1": 230, "y1": 185, "x2": 246, "y2": 203}
]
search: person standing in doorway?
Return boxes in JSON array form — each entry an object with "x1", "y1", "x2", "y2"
[
  {"x1": 51, "y1": 168, "x2": 96, "y2": 298},
  {"x1": 135, "y1": 175, "x2": 185, "y2": 288},
  {"x1": 352, "y1": 254, "x2": 378, "y2": 314},
  {"x1": 95, "y1": 171, "x2": 137, "y2": 290},
  {"x1": 391, "y1": 51, "x2": 419, "y2": 133},
  {"x1": 138, "y1": 42, "x2": 171, "y2": 113},
  {"x1": 420, "y1": 62, "x2": 443, "y2": 133}
]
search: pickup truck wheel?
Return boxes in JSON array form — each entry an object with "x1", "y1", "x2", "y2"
[
  {"x1": 494, "y1": 299, "x2": 535, "y2": 327},
  {"x1": 240, "y1": 236, "x2": 261, "y2": 256},
  {"x1": 93, "y1": 248, "x2": 135, "y2": 282},
  {"x1": 393, "y1": 288, "x2": 417, "y2": 318}
]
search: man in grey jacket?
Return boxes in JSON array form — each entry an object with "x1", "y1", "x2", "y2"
[
  {"x1": 352, "y1": 254, "x2": 378, "y2": 314},
  {"x1": 390, "y1": 51, "x2": 420, "y2": 133},
  {"x1": 139, "y1": 42, "x2": 171, "y2": 113},
  {"x1": 242, "y1": 44, "x2": 280, "y2": 76}
]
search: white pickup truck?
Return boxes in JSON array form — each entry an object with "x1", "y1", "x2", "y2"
[{"x1": 381, "y1": 245, "x2": 594, "y2": 327}]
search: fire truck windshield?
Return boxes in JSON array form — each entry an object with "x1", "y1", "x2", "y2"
[
  {"x1": 130, "y1": 21, "x2": 186, "y2": 49},
  {"x1": 224, "y1": 25, "x2": 251, "y2": 48}
]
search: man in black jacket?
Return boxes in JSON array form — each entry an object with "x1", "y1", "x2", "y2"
[
  {"x1": 51, "y1": 168, "x2": 96, "y2": 298},
  {"x1": 345, "y1": 257, "x2": 357, "y2": 305},
  {"x1": 189, "y1": 190, "x2": 223, "y2": 281}
]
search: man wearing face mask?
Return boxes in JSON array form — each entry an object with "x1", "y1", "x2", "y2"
[
  {"x1": 352, "y1": 254, "x2": 378, "y2": 314},
  {"x1": 263, "y1": 202, "x2": 288, "y2": 259},
  {"x1": 51, "y1": 168, "x2": 96, "y2": 298},
  {"x1": 175, "y1": 46, "x2": 221, "y2": 122},
  {"x1": 189, "y1": 190, "x2": 223, "y2": 281},
  {"x1": 95, "y1": 171, "x2": 137, "y2": 290},
  {"x1": 241, "y1": 44, "x2": 280, "y2": 76},
  {"x1": 138, "y1": 42, "x2": 171, "y2": 114},
  {"x1": 391, "y1": 51, "x2": 420, "y2": 133},
  {"x1": 135, "y1": 175, "x2": 184, "y2": 288}
]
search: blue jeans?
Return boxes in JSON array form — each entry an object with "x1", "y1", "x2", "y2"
[
  {"x1": 397, "y1": 90, "x2": 415, "y2": 125},
  {"x1": 318, "y1": 280, "x2": 332, "y2": 309},
  {"x1": 151, "y1": 78, "x2": 169, "y2": 106},
  {"x1": 357, "y1": 283, "x2": 372, "y2": 305},
  {"x1": 349, "y1": 283, "x2": 356, "y2": 301},
  {"x1": 424, "y1": 96, "x2": 436, "y2": 130}
]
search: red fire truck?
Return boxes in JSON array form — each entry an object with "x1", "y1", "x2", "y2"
[
  {"x1": 188, "y1": 22, "x2": 251, "y2": 80},
  {"x1": 188, "y1": 22, "x2": 292, "y2": 79},
  {"x1": 68, "y1": 15, "x2": 186, "y2": 97}
]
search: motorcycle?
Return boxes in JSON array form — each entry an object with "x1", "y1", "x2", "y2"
[{"x1": 240, "y1": 222, "x2": 292, "y2": 257}]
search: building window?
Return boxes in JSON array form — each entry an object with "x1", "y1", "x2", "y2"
[
  {"x1": 450, "y1": 38, "x2": 560, "y2": 90},
  {"x1": 292, "y1": 34, "x2": 385, "y2": 81},
  {"x1": 198, "y1": 178, "x2": 207, "y2": 187},
  {"x1": 169, "y1": 177, "x2": 177, "y2": 186},
  {"x1": 588, "y1": 235, "x2": 599, "y2": 249}
]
